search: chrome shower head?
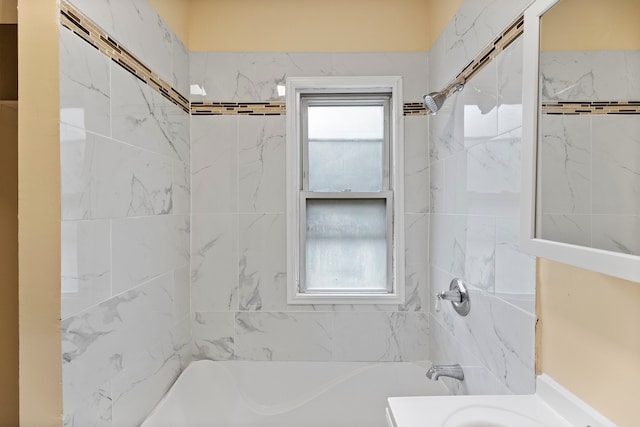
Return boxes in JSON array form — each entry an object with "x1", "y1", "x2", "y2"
[
  {"x1": 422, "y1": 82, "x2": 464, "y2": 115},
  {"x1": 423, "y1": 91, "x2": 447, "y2": 115}
]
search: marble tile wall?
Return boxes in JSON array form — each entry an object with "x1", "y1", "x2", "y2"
[
  {"x1": 428, "y1": 0, "x2": 537, "y2": 396},
  {"x1": 539, "y1": 113, "x2": 640, "y2": 254},
  {"x1": 538, "y1": 51, "x2": 640, "y2": 255},
  {"x1": 190, "y1": 52, "x2": 431, "y2": 362},
  {"x1": 59, "y1": 2, "x2": 190, "y2": 425}
]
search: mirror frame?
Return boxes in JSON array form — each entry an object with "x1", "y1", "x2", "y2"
[{"x1": 521, "y1": 0, "x2": 640, "y2": 283}]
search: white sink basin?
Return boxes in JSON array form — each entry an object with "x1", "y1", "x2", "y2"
[
  {"x1": 387, "y1": 375, "x2": 617, "y2": 427},
  {"x1": 443, "y1": 405, "x2": 556, "y2": 427}
]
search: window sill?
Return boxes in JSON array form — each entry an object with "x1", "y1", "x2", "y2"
[{"x1": 287, "y1": 291, "x2": 405, "y2": 305}]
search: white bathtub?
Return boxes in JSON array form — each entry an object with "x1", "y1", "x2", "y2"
[{"x1": 141, "y1": 360, "x2": 448, "y2": 427}]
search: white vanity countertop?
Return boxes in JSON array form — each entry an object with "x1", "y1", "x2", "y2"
[
  {"x1": 387, "y1": 394, "x2": 571, "y2": 427},
  {"x1": 386, "y1": 374, "x2": 618, "y2": 427}
]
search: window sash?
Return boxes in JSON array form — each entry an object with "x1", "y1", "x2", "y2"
[
  {"x1": 299, "y1": 191, "x2": 394, "y2": 295},
  {"x1": 301, "y1": 95, "x2": 391, "y2": 193}
]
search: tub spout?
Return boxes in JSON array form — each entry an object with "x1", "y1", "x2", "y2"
[{"x1": 426, "y1": 363, "x2": 464, "y2": 381}]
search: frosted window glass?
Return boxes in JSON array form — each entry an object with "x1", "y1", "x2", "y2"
[
  {"x1": 307, "y1": 106, "x2": 384, "y2": 192},
  {"x1": 305, "y1": 199, "x2": 387, "y2": 291}
]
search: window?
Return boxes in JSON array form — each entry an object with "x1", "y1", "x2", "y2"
[{"x1": 286, "y1": 77, "x2": 404, "y2": 304}]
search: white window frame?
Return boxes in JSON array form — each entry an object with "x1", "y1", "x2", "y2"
[{"x1": 286, "y1": 76, "x2": 405, "y2": 305}]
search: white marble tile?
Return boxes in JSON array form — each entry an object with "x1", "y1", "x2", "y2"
[
  {"x1": 172, "y1": 160, "x2": 190, "y2": 216},
  {"x1": 429, "y1": 94, "x2": 465, "y2": 162},
  {"x1": 111, "y1": 64, "x2": 189, "y2": 162},
  {"x1": 66, "y1": 0, "x2": 116, "y2": 40},
  {"x1": 331, "y1": 53, "x2": 428, "y2": 100},
  {"x1": 496, "y1": 37, "x2": 523, "y2": 135},
  {"x1": 404, "y1": 117, "x2": 430, "y2": 214},
  {"x1": 190, "y1": 52, "x2": 332, "y2": 102},
  {"x1": 192, "y1": 312, "x2": 236, "y2": 360},
  {"x1": 62, "y1": 274, "x2": 174, "y2": 415},
  {"x1": 539, "y1": 114, "x2": 591, "y2": 214},
  {"x1": 443, "y1": 150, "x2": 468, "y2": 214},
  {"x1": 429, "y1": 214, "x2": 466, "y2": 279},
  {"x1": 238, "y1": 214, "x2": 286, "y2": 311},
  {"x1": 69, "y1": 0, "x2": 174, "y2": 84},
  {"x1": 430, "y1": 159, "x2": 446, "y2": 214},
  {"x1": 62, "y1": 131, "x2": 174, "y2": 220},
  {"x1": 191, "y1": 214, "x2": 238, "y2": 312},
  {"x1": 191, "y1": 116, "x2": 238, "y2": 214},
  {"x1": 402, "y1": 214, "x2": 429, "y2": 312},
  {"x1": 235, "y1": 312, "x2": 332, "y2": 361},
  {"x1": 63, "y1": 380, "x2": 111, "y2": 427},
  {"x1": 428, "y1": 33, "x2": 449, "y2": 93},
  {"x1": 465, "y1": 129, "x2": 522, "y2": 216},
  {"x1": 62, "y1": 220, "x2": 111, "y2": 320},
  {"x1": 173, "y1": 265, "x2": 190, "y2": 324},
  {"x1": 429, "y1": 316, "x2": 510, "y2": 396},
  {"x1": 462, "y1": 60, "x2": 498, "y2": 148},
  {"x1": 60, "y1": 123, "x2": 92, "y2": 220},
  {"x1": 171, "y1": 317, "x2": 193, "y2": 371},
  {"x1": 540, "y1": 50, "x2": 640, "y2": 102},
  {"x1": 111, "y1": 333, "x2": 183, "y2": 427},
  {"x1": 592, "y1": 215, "x2": 640, "y2": 256},
  {"x1": 333, "y1": 312, "x2": 428, "y2": 361},
  {"x1": 494, "y1": 217, "x2": 536, "y2": 314},
  {"x1": 463, "y1": 216, "x2": 496, "y2": 292},
  {"x1": 60, "y1": 26, "x2": 110, "y2": 137},
  {"x1": 95, "y1": 138, "x2": 175, "y2": 218},
  {"x1": 592, "y1": 115, "x2": 640, "y2": 215},
  {"x1": 238, "y1": 115, "x2": 286, "y2": 213},
  {"x1": 111, "y1": 215, "x2": 189, "y2": 294},
  {"x1": 439, "y1": 290, "x2": 535, "y2": 394},
  {"x1": 171, "y1": 34, "x2": 190, "y2": 99},
  {"x1": 539, "y1": 214, "x2": 591, "y2": 247}
]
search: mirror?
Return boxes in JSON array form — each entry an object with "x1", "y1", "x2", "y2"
[{"x1": 521, "y1": 0, "x2": 640, "y2": 282}]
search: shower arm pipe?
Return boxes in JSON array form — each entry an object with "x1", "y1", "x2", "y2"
[{"x1": 444, "y1": 80, "x2": 465, "y2": 97}]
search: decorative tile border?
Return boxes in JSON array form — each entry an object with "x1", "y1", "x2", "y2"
[
  {"x1": 60, "y1": 1, "x2": 190, "y2": 113},
  {"x1": 191, "y1": 101, "x2": 286, "y2": 116},
  {"x1": 403, "y1": 103, "x2": 427, "y2": 116},
  {"x1": 191, "y1": 101, "x2": 427, "y2": 116},
  {"x1": 454, "y1": 15, "x2": 524, "y2": 87},
  {"x1": 541, "y1": 101, "x2": 640, "y2": 115}
]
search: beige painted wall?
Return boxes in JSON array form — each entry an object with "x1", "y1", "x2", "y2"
[
  {"x1": 0, "y1": 0, "x2": 17, "y2": 24},
  {"x1": 149, "y1": 0, "x2": 463, "y2": 53},
  {"x1": 0, "y1": 101, "x2": 19, "y2": 427},
  {"x1": 187, "y1": 0, "x2": 429, "y2": 52},
  {"x1": 537, "y1": 258, "x2": 640, "y2": 427},
  {"x1": 541, "y1": 0, "x2": 640, "y2": 51},
  {"x1": 18, "y1": 0, "x2": 62, "y2": 425}
]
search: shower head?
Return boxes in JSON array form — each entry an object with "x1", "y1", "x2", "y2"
[{"x1": 423, "y1": 82, "x2": 464, "y2": 115}]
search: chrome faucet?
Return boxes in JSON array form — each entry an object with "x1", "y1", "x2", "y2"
[{"x1": 426, "y1": 363, "x2": 464, "y2": 381}]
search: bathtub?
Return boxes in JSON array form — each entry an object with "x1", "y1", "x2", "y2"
[{"x1": 141, "y1": 360, "x2": 448, "y2": 427}]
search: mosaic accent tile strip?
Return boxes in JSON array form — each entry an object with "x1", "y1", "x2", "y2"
[
  {"x1": 59, "y1": 1, "x2": 190, "y2": 113},
  {"x1": 454, "y1": 15, "x2": 524, "y2": 87},
  {"x1": 541, "y1": 101, "x2": 640, "y2": 115},
  {"x1": 403, "y1": 102, "x2": 427, "y2": 116},
  {"x1": 191, "y1": 101, "x2": 286, "y2": 116},
  {"x1": 192, "y1": 101, "x2": 427, "y2": 116}
]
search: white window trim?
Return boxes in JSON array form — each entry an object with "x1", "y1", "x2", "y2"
[{"x1": 286, "y1": 76, "x2": 405, "y2": 305}]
